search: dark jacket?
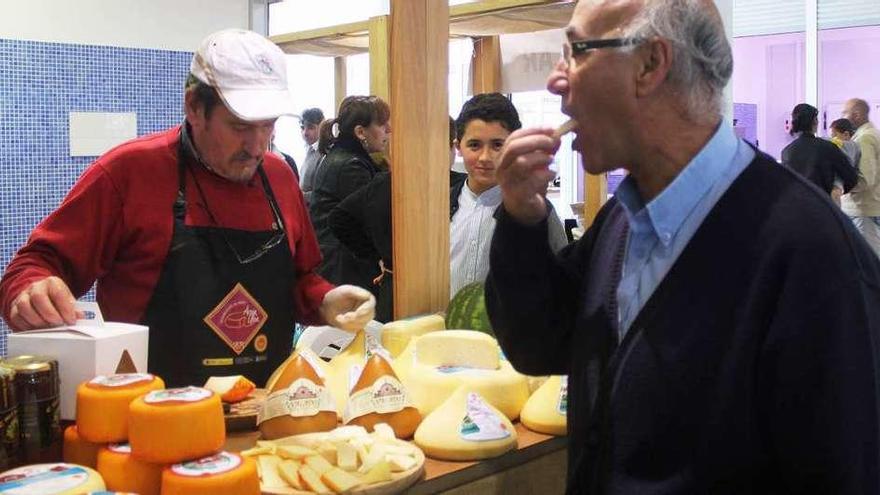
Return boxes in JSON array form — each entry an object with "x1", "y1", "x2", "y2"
[
  {"x1": 449, "y1": 173, "x2": 468, "y2": 220},
  {"x1": 309, "y1": 135, "x2": 380, "y2": 289},
  {"x1": 486, "y1": 151, "x2": 880, "y2": 494},
  {"x1": 781, "y1": 133, "x2": 858, "y2": 194}
]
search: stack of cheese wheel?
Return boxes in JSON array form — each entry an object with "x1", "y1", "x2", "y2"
[
  {"x1": 97, "y1": 443, "x2": 163, "y2": 494},
  {"x1": 65, "y1": 373, "x2": 166, "y2": 469},
  {"x1": 161, "y1": 451, "x2": 260, "y2": 495},
  {"x1": 380, "y1": 313, "x2": 446, "y2": 358},
  {"x1": 414, "y1": 386, "x2": 518, "y2": 461},
  {"x1": 344, "y1": 350, "x2": 422, "y2": 439},
  {"x1": 0, "y1": 463, "x2": 106, "y2": 493},
  {"x1": 520, "y1": 375, "x2": 568, "y2": 436},
  {"x1": 258, "y1": 349, "x2": 337, "y2": 440},
  {"x1": 128, "y1": 386, "x2": 225, "y2": 464},
  {"x1": 393, "y1": 330, "x2": 530, "y2": 420}
]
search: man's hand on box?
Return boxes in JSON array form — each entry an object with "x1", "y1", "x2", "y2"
[
  {"x1": 9, "y1": 276, "x2": 78, "y2": 331},
  {"x1": 319, "y1": 285, "x2": 376, "y2": 333}
]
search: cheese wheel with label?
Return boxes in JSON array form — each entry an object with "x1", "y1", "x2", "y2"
[
  {"x1": 63, "y1": 425, "x2": 101, "y2": 469},
  {"x1": 0, "y1": 463, "x2": 106, "y2": 494},
  {"x1": 161, "y1": 451, "x2": 259, "y2": 495},
  {"x1": 76, "y1": 373, "x2": 165, "y2": 443},
  {"x1": 96, "y1": 443, "x2": 163, "y2": 495},
  {"x1": 128, "y1": 386, "x2": 225, "y2": 464},
  {"x1": 258, "y1": 351, "x2": 337, "y2": 440},
  {"x1": 521, "y1": 375, "x2": 568, "y2": 436},
  {"x1": 380, "y1": 314, "x2": 445, "y2": 358},
  {"x1": 414, "y1": 386, "x2": 517, "y2": 461},
  {"x1": 344, "y1": 354, "x2": 421, "y2": 439}
]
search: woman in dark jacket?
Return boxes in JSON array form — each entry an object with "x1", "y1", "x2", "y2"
[
  {"x1": 309, "y1": 95, "x2": 390, "y2": 291},
  {"x1": 781, "y1": 103, "x2": 857, "y2": 197}
]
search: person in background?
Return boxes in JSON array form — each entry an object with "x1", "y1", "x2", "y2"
[
  {"x1": 486, "y1": 0, "x2": 880, "y2": 492},
  {"x1": 298, "y1": 107, "x2": 325, "y2": 203},
  {"x1": 842, "y1": 98, "x2": 880, "y2": 257},
  {"x1": 449, "y1": 116, "x2": 467, "y2": 189},
  {"x1": 0, "y1": 29, "x2": 375, "y2": 388},
  {"x1": 449, "y1": 93, "x2": 567, "y2": 297},
  {"x1": 829, "y1": 118, "x2": 862, "y2": 204},
  {"x1": 780, "y1": 103, "x2": 856, "y2": 199},
  {"x1": 310, "y1": 96, "x2": 390, "y2": 290},
  {"x1": 271, "y1": 134, "x2": 299, "y2": 180}
]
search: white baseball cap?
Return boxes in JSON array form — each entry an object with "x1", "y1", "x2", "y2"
[{"x1": 190, "y1": 29, "x2": 295, "y2": 121}]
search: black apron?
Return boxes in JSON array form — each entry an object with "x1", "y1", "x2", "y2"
[{"x1": 141, "y1": 135, "x2": 296, "y2": 388}]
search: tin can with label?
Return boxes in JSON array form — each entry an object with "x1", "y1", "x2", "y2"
[
  {"x1": 0, "y1": 367, "x2": 18, "y2": 469},
  {"x1": 0, "y1": 356, "x2": 59, "y2": 464}
]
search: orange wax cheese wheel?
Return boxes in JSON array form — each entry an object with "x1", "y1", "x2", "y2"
[
  {"x1": 344, "y1": 354, "x2": 421, "y2": 439},
  {"x1": 63, "y1": 425, "x2": 101, "y2": 469},
  {"x1": 161, "y1": 451, "x2": 260, "y2": 495},
  {"x1": 97, "y1": 443, "x2": 163, "y2": 495},
  {"x1": 258, "y1": 351, "x2": 337, "y2": 440},
  {"x1": 128, "y1": 386, "x2": 225, "y2": 464},
  {"x1": 76, "y1": 373, "x2": 165, "y2": 443}
]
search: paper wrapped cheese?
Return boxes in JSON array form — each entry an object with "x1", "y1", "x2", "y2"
[
  {"x1": 258, "y1": 350, "x2": 337, "y2": 440},
  {"x1": 343, "y1": 349, "x2": 421, "y2": 439},
  {"x1": 520, "y1": 375, "x2": 568, "y2": 436},
  {"x1": 414, "y1": 386, "x2": 517, "y2": 461}
]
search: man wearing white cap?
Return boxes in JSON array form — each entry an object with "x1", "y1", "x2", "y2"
[{"x1": 0, "y1": 29, "x2": 375, "y2": 387}]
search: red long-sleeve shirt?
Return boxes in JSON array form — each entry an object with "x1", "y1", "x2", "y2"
[{"x1": 0, "y1": 126, "x2": 333, "y2": 328}]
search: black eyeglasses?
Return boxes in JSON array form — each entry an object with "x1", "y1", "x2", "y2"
[{"x1": 562, "y1": 37, "x2": 644, "y2": 67}]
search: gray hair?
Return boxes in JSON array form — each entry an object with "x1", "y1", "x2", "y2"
[{"x1": 621, "y1": 0, "x2": 732, "y2": 119}]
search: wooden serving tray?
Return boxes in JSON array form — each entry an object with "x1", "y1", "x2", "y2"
[
  {"x1": 260, "y1": 433, "x2": 426, "y2": 495},
  {"x1": 225, "y1": 389, "x2": 267, "y2": 432}
]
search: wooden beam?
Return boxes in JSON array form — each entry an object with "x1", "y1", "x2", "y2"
[
  {"x1": 333, "y1": 57, "x2": 347, "y2": 111},
  {"x1": 390, "y1": 0, "x2": 450, "y2": 318},
  {"x1": 369, "y1": 15, "x2": 391, "y2": 104},
  {"x1": 269, "y1": 20, "x2": 369, "y2": 45},
  {"x1": 449, "y1": 0, "x2": 564, "y2": 18},
  {"x1": 583, "y1": 173, "x2": 607, "y2": 227},
  {"x1": 472, "y1": 36, "x2": 502, "y2": 94}
]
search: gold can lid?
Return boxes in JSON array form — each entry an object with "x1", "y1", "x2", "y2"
[{"x1": 1, "y1": 355, "x2": 56, "y2": 373}]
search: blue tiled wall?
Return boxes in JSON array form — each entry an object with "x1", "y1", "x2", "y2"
[{"x1": 0, "y1": 38, "x2": 192, "y2": 355}]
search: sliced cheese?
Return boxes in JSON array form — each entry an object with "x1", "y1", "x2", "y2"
[
  {"x1": 520, "y1": 375, "x2": 568, "y2": 436},
  {"x1": 321, "y1": 467, "x2": 361, "y2": 492},
  {"x1": 96, "y1": 443, "x2": 163, "y2": 495},
  {"x1": 277, "y1": 459, "x2": 303, "y2": 489},
  {"x1": 415, "y1": 330, "x2": 500, "y2": 370},
  {"x1": 0, "y1": 463, "x2": 106, "y2": 494},
  {"x1": 128, "y1": 387, "x2": 225, "y2": 464},
  {"x1": 256, "y1": 455, "x2": 285, "y2": 488},
  {"x1": 414, "y1": 386, "x2": 517, "y2": 461},
  {"x1": 298, "y1": 464, "x2": 331, "y2": 494},
  {"x1": 203, "y1": 375, "x2": 255, "y2": 403},
  {"x1": 62, "y1": 425, "x2": 100, "y2": 469},
  {"x1": 380, "y1": 314, "x2": 445, "y2": 358},
  {"x1": 76, "y1": 373, "x2": 165, "y2": 443},
  {"x1": 161, "y1": 452, "x2": 259, "y2": 495},
  {"x1": 359, "y1": 460, "x2": 392, "y2": 485}
]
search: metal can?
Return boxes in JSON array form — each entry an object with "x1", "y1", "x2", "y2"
[
  {"x1": 0, "y1": 356, "x2": 59, "y2": 465},
  {"x1": 0, "y1": 367, "x2": 17, "y2": 469}
]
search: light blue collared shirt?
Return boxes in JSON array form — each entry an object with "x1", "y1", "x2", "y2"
[{"x1": 614, "y1": 122, "x2": 756, "y2": 338}]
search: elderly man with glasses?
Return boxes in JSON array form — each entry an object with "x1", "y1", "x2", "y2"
[
  {"x1": 486, "y1": 0, "x2": 880, "y2": 493},
  {"x1": 0, "y1": 30, "x2": 375, "y2": 387}
]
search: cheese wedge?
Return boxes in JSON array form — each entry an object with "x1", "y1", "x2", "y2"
[
  {"x1": 380, "y1": 314, "x2": 445, "y2": 358},
  {"x1": 204, "y1": 375, "x2": 256, "y2": 403},
  {"x1": 344, "y1": 354, "x2": 421, "y2": 439},
  {"x1": 414, "y1": 386, "x2": 517, "y2": 461},
  {"x1": 520, "y1": 375, "x2": 568, "y2": 436},
  {"x1": 259, "y1": 351, "x2": 337, "y2": 440}
]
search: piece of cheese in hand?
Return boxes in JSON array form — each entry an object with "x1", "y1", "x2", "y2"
[
  {"x1": 520, "y1": 375, "x2": 568, "y2": 436},
  {"x1": 97, "y1": 443, "x2": 163, "y2": 495},
  {"x1": 204, "y1": 375, "x2": 256, "y2": 403},
  {"x1": 414, "y1": 386, "x2": 517, "y2": 461},
  {"x1": 415, "y1": 330, "x2": 500, "y2": 369},
  {"x1": 128, "y1": 386, "x2": 225, "y2": 464},
  {"x1": 62, "y1": 425, "x2": 101, "y2": 469},
  {"x1": 76, "y1": 373, "x2": 165, "y2": 443},
  {"x1": 161, "y1": 452, "x2": 259, "y2": 495},
  {"x1": 380, "y1": 314, "x2": 445, "y2": 358},
  {"x1": 258, "y1": 351, "x2": 337, "y2": 440}
]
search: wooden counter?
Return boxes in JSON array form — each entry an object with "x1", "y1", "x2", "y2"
[{"x1": 225, "y1": 424, "x2": 568, "y2": 494}]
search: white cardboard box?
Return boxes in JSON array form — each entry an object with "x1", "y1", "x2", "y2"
[{"x1": 8, "y1": 321, "x2": 149, "y2": 420}]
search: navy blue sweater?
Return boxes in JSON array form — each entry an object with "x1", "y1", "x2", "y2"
[{"x1": 487, "y1": 152, "x2": 880, "y2": 494}]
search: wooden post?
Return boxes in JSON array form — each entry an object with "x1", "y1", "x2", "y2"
[
  {"x1": 583, "y1": 173, "x2": 607, "y2": 227},
  {"x1": 472, "y1": 35, "x2": 502, "y2": 94},
  {"x1": 389, "y1": 0, "x2": 449, "y2": 318},
  {"x1": 333, "y1": 57, "x2": 347, "y2": 111},
  {"x1": 369, "y1": 15, "x2": 391, "y2": 104}
]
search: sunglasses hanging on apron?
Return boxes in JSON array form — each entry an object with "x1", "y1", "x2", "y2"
[{"x1": 141, "y1": 128, "x2": 297, "y2": 388}]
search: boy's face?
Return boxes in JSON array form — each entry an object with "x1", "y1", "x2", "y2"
[
  {"x1": 457, "y1": 119, "x2": 511, "y2": 195},
  {"x1": 831, "y1": 128, "x2": 850, "y2": 141}
]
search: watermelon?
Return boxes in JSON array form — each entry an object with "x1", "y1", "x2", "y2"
[{"x1": 446, "y1": 282, "x2": 493, "y2": 335}]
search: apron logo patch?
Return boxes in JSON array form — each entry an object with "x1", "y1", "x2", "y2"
[
  {"x1": 254, "y1": 334, "x2": 268, "y2": 353},
  {"x1": 204, "y1": 283, "x2": 268, "y2": 355}
]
